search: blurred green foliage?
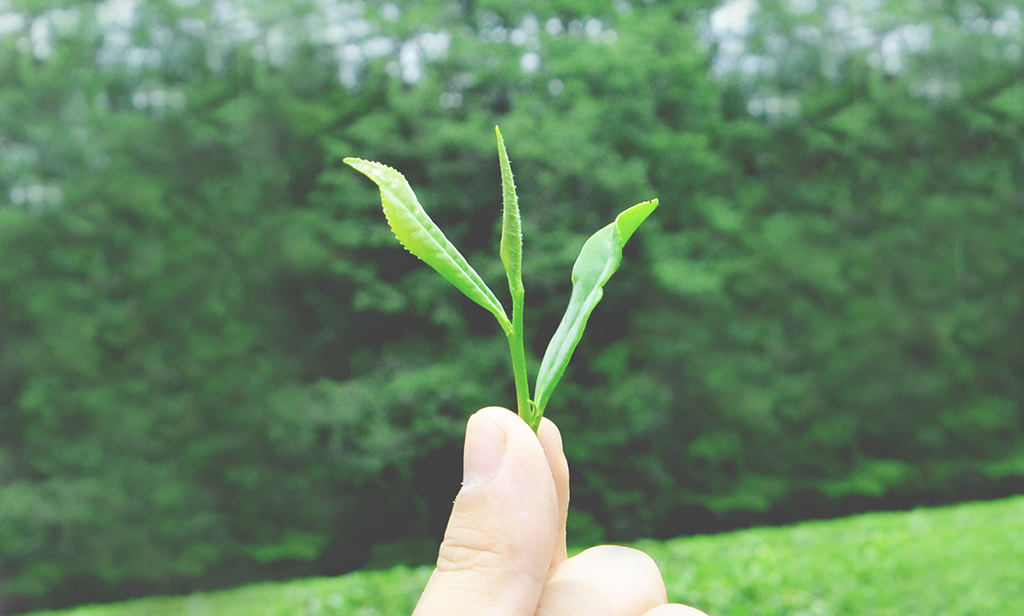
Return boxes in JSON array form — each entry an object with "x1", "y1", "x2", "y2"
[
  {"x1": 20, "y1": 495, "x2": 1024, "y2": 616},
  {"x1": 1, "y1": 0, "x2": 1022, "y2": 611}
]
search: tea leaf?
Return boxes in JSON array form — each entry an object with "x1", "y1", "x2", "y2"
[
  {"x1": 344, "y1": 157, "x2": 511, "y2": 334},
  {"x1": 495, "y1": 127, "x2": 533, "y2": 428},
  {"x1": 533, "y1": 199, "x2": 659, "y2": 414},
  {"x1": 496, "y1": 127, "x2": 523, "y2": 303}
]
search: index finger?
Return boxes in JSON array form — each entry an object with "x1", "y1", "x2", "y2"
[{"x1": 537, "y1": 417, "x2": 570, "y2": 568}]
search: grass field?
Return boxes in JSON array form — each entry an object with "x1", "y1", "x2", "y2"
[{"x1": 24, "y1": 494, "x2": 1024, "y2": 616}]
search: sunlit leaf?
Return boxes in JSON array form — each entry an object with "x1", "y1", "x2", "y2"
[
  {"x1": 533, "y1": 199, "x2": 658, "y2": 414},
  {"x1": 344, "y1": 157, "x2": 511, "y2": 334}
]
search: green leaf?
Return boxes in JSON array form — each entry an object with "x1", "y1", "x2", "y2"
[
  {"x1": 344, "y1": 157, "x2": 511, "y2": 333},
  {"x1": 496, "y1": 127, "x2": 523, "y2": 301},
  {"x1": 533, "y1": 199, "x2": 658, "y2": 414},
  {"x1": 495, "y1": 127, "x2": 533, "y2": 427}
]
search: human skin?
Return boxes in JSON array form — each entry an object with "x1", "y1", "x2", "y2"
[{"x1": 412, "y1": 406, "x2": 708, "y2": 616}]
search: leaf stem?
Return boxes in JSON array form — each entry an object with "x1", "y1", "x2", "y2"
[{"x1": 507, "y1": 293, "x2": 535, "y2": 430}]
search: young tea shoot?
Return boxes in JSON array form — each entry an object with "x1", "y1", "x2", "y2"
[{"x1": 345, "y1": 127, "x2": 657, "y2": 432}]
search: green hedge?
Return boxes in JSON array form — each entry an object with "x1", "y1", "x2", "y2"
[
  {"x1": 20, "y1": 495, "x2": 1024, "y2": 616},
  {"x1": 1, "y1": 0, "x2": 1022, "y2": 610}
]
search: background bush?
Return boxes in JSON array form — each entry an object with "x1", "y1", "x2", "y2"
[{"x1": 1, "y1": 0, "x2": 1022, "y2": 611}]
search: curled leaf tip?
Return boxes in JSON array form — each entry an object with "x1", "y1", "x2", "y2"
[{"x1": 615, "y1": 199, "x2": 659, "y2": 244}]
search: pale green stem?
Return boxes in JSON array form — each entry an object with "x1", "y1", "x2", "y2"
[{"x1": 506, "y1": 288, "x2": 536, "y2": 431}]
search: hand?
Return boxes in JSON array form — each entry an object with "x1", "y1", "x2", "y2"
[{"x1": 413, "y1": 407, "x2": 708, "y2": 616}]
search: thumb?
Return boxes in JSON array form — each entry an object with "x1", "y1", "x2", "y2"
[{"x1": 413, "y1": 407, "x2": 561, "y2": 616}]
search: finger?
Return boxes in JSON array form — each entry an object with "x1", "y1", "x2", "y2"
[
  {"x1": 413, "y1": 407, "x2": 560, "y2": 616},
  {"x1": 537, "y1": 417, "x2": 570, "y2": 567},
  {"x1": 642, "y1": 604, "x2": 711, "y2": 616},
  {"x1": 536, "y1": 546, "x2": 667, "y2": 616}
]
